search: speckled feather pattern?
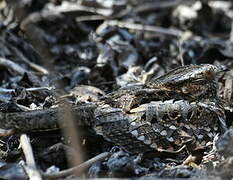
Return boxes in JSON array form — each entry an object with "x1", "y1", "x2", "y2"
[{"x1": 94, "y1": 64, "x2": 226, "y2": 153}]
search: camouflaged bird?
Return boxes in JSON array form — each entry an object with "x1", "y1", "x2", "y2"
[
  {"x1": 0, "y1": 64, "x2": 226, "y2": 155},
  {"x1": 94, "y1": 64, "x2": 227, "y2": 153},
  {"x1": 103, "y1": 64, "x2": 226, "y2": 111}
]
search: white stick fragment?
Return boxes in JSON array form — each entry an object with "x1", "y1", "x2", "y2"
[{"x1": 20, "y1": 134, "x2": 42, "y2": 180}]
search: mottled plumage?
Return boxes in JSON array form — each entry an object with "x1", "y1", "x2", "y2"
[{"x1": 94, "y1": 64, "x2": 226, "y2": 153}]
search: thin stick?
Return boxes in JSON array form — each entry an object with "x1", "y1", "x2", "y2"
[
  {"x1": 157, "y1": 145, "x2": 186, "y2": 154},
  {"x1": 224, "y1": 77, "x2": 233, "y2": 103},
  {"x1": 58, "y1": 105, "x2": 84, "y2": 170},
  {"x1": 0, "y1": 57, "x2": 27, "y2": 75},
  {"x1": 0, "y1": 128, "x2": 15, "y2": 136},
  {"x1": 20, "y1": 134, "x2": 42, "y2": 180},
  {"x1": 0, "y1": 58, "x2": 39, "y2": 81},
  {"x1": 97, "y1": 20, "x2": 183, "y2": 37},
  {"x1": 230, "y1": 18, "x2": 233, "y2": 42},
  {"x1": 177, "y1": 39, "x2": 185, "y2": 66},
  {"x1": 48, "y1": 2, "x2": 113, "y2": 16},
  {"x1": 42, "y1": 152, "x2": 110, "y2": 179},
  {"x1": 8, "y1": 45, "x2": 49, "y2": 75},
  {"x1": 0, "y1": 86, "x2": 54, "y2": 93},
  {"x1": 76, "y1": 15, "x2": 106, "y2": 22}
]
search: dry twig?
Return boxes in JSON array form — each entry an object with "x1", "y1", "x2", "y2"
[
  {"x1": 0, "y1": 86, "x2": 54, "y2": 93},
  {"x1": 42, "y1": 152, "x2": 110, "y2": 179},
  {"x1": 20, "y1": 134, "x2": 42, "y2": 180},
  {"x1": 8, "y1": 45, "x2": 49, "y2": 75},
  {"x1": 97, "y1": 20, "x2": 183, "y2": 37},
  {"x1": 0, "y1": 57, "x2": 27, "y2": 75}
]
